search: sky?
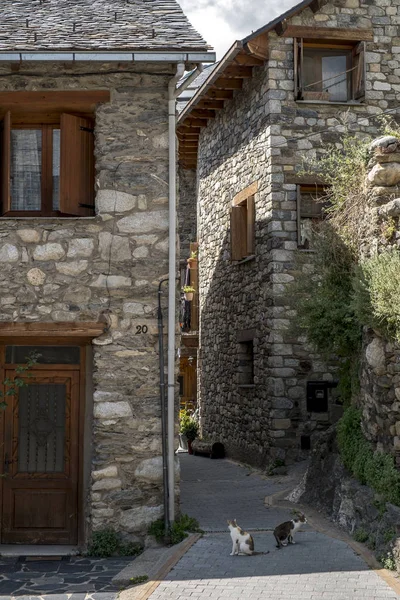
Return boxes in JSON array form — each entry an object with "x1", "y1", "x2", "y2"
[{"x1": 180, "y1": 0, "x2": 300, "y2": 60}]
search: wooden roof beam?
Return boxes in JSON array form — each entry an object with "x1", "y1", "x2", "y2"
[
  {"x1": 196, "y1": 99, "x2": 225, "y2": 110},
  {"x1": 204, "y1": 89, "x2": 234, "y2": 100},
  {"x1": 212, "y1": 77, "x2": 243, "y2": 90},
  {"x1": 224, "y1": 65, "x2": 254, "y2": 78},
  {"x1": 181, "y1": 118, "x2": 208, "y2": 128},
  {"x1": 244, "y1": 32, "x2": 268, "y2": 60},
  {"x1": 177, "y1": 126, "x2": 202, "y2": 134},
  {"x1": 233, "y1": 53, "x2": 264, "y2": 67},
  {"x1": 281, "y1": 25, "x2": 374, "y2": 41},
  {"x1": 190, "y1": 109, "x2": 216, "y2": 119}
]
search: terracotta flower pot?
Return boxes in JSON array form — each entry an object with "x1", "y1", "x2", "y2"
[
  {"x1": 187, "y1": 439, "x2": 193, "y2": 455},
  {"x1": 184, "y1": 292, "x2": 194, "y2": 301}
]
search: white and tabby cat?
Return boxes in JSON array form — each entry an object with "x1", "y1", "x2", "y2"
[
  {"x1": 273, "y1": 513, "x2": 307, "y2": 549},
  {"x1": 227, "y1": 519, "x2": 269, "y2": 556}
]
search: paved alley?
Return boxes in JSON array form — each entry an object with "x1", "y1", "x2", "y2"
[{"x1": 148, "y1": 455, "x2": 399, "y2": 600}]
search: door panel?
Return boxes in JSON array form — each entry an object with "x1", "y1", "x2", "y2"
[{"x1": 2, "y1": 370, "x2": 79, "y2": 544}]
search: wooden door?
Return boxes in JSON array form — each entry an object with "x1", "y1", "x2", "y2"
[{"x1": 1, "y1": 369, "x2": 80, "y2": 544}]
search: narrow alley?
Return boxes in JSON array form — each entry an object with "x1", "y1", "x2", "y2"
[{"x1": 148, "y1": 456, "x2": 400, "y2": 600}]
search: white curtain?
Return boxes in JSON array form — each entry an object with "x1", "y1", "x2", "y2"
[{"x1": 11, "y1": 130, "x2": 42, "y2": 211}]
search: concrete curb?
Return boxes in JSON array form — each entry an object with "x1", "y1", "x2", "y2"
[
  {"x1": 116, "y1": 533, "x2": 201, "y2": 600},
  {"x1": 265, "y1": 489, "x2": 400, "y2": 597}
]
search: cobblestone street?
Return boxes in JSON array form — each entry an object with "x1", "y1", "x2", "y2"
[
  {"x1": 0, "y1": 555, "x2": 132, "y2": 600},
  {"x1": 148, "y1": 456, "x2": 400, "y2": 600}
]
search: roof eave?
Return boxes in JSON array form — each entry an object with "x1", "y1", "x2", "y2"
[
  {"x1": 241, "y1": 0, "x2": 314, "y2": 43},
  {"x1": 178, "y1": 41, "x2": 243, "y2": 124},
  {"x1": 0, "y1": 50, "x2": 216, "y2": 63}
]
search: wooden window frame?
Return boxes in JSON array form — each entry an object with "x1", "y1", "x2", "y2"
[
  {"x1": 294, "y1": 37, "x2": 366, "y2": 103},
  {"x1": 230, "y1": 182, "x2": 257, "y2": 262},
  {"x1": 0, "y1": 109, "x2": 97, "y2": 218}
]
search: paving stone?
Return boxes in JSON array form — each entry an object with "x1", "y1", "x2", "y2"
[{"x1": 0, "y1": 557, "x2": 132, "y2": 599}]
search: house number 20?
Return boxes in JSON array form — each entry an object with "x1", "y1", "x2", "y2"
[{"x1": 135, "y1": 325, "x2": 148, "y2": 334}]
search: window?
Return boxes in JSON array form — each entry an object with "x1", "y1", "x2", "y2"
[
  {"x1": 237, "y1": 329, "x2": 256, "y2": 387},
  {"x1": 1, "y1": 112, "x2": 94, "y2": 217},
  {"x1": 297, "y1": 184, "x2": 328, "y2": 249},
  {"x1": 230, "y1": 182, "x2": 257, "y2": 261},
  {"x1": 294, "y1": 38, "x2": 365, "y2": 103},
  {"x1": 306, "y1": 381, "x2": 329, "y2": 413}
]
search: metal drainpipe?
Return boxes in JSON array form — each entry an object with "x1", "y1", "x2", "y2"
[
  {"x1": 158, "y1": 278, "x2": 170, "y2": 539},
  {"x1": 167, "y1": 62, "x2": 203, "y2": 523}
]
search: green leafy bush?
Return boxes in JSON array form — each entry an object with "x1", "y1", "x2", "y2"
[
  {"x1": 353, "y1": 250, "x2": 400, "y2": 342},
  {"x1": 130, "y1": 575, "x2": 149, "y2": 585},
  {"x1": 353, "y1": 528, "x2": 369, "y2": 543},
  {"x1": 179, "y1": 410, "x2": 199, "y2": 442},
  {"x1": 291, "y1": 225, "x2": 361, "y2": 403},
  {"x1": 337, "y1": 407, "x2": 400, "y2": 506},
  {"x1": 380, "y1": 551, "x2": 397, "y2": 570},
  {"x1": 148, "y1": 513, "x2": 201, "y2": 545},
  {"x1": 87, "y1": 529, "x2": 142, "y2": 558}
]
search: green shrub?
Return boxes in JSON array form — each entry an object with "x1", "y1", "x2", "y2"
[
  {"x1": 353, "y1": 250, "x2": 400, "y2": 342},
  {"x1": 148, "y1": 513, "x2": 202, "y2": 545},
  {"x1": 87, "y1": 529, "x2": 142, "y2": 558},
  {"x1": 380, "y1": 551, "x2": 397, "y2": 571},
  {"x1": 290, "y1": 225, "x2": 362, "y2": 404},
  {"x1": 384, "y1": 528, "x2": 396, "y2": 544},
  {"x1": 353, "y1": 528, "x2": 369, "y2": 543},
  {"x1": 337, "y1": 407, "x2": 400, "y2": 507},
  {"x1": 179, "y1": 410, "x2": 199, "y2": 442},
  {"x1": 130, "y1": 575, "x2": 149, "y2": 585}
]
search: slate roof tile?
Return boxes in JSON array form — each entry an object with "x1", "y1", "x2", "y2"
[{"x1": 0, "y1": 0, "x2": 210, "y2": 51}]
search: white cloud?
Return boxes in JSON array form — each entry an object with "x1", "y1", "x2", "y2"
[{"x1": 180, "y1": 0, "x2": 299, "y2": 59}]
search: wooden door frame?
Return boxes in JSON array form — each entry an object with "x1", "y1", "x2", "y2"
[{"x1": 0, "y1": 340, "x2": 88, "y2": 546}]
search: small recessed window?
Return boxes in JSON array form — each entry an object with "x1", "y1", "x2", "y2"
[
  {"x1": 297, "y1": 184, "x2": 329, "y2": 249},
  {"x1": 230, "y1": 183, "x2": 257, "y2": 261},
  {"x1": 238, "y1": 340, "x2": 254, "y2": 386},
  {"x1": 301, "y1": 435, "x2": 311, "y2": 450},
  {"x1": 306, "y1": 381, "x2": 328, "y2": 413},
  {"x1": 294, "y1": 38, "x2": 365, "y2": 103}
]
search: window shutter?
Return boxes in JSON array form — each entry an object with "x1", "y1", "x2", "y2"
[
  {"x1": 353, "y1": 41, "x2": 366, "y2": 101},
  {"x1": 246, "y1": 196, "x2": 255, "y2": 256},
  {"x1": 0, "y1": 111, "x2": 11, "y2": 214},
  {"x1": 294, "y1": 38, "x2": 304, "y2": 100},
  {"x1": 230, "y1": 205, "x2": 247, "y2": 261},
  {"x1": 60, "y1": 113, "x2": 94, "y2": 216}
]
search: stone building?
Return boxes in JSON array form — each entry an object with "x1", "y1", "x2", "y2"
[
  {"x1": 177, "y1": 0, "x2": 400, "y2": 468},
  {"x1": 0, "y1": 0, "x2": 214, "y2": 547}
]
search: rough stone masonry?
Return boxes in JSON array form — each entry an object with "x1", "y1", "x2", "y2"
[
  {"x1": 0, "y1": 61, "x2": 175, "y2": 543},
  {"x1": 195, "y1": 0, "x2": 400, "y2": 468}
]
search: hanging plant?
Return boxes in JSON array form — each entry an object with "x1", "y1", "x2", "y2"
[
  {"x1": 182, "y1": 285, "x2": 195, "y2": 301},
  {"x1": 187, "y1": 251, "x2": 197, "y2": 269}
]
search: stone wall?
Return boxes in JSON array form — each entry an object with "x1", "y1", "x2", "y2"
[
  {"x1": 355, "y1": 136, "x2": 400, "y2": 466},
  {"x1": 293, "y1": 426, "x2": 400, "y2": 573},
  {"x1": 0, "y1": 61, "x2": 175, "y2": 543},
  {"x1": 196, "y1": 0, "x2": 400, "y2": 467}
]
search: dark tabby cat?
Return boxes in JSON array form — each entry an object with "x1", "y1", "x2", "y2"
[{"x1": 273, "y1": 513, "x2": 307, "y2": 549}]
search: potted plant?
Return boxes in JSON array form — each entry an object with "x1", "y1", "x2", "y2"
[
  {"x1": 179, "y1": 409, "x2": 199, "y2": 454},
  {"x1": 182, "y1": 285, "x2": 195, "y2": 301},
  {"x1": 187, "y1": 250, "x2": 197, "y2": 269}
]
